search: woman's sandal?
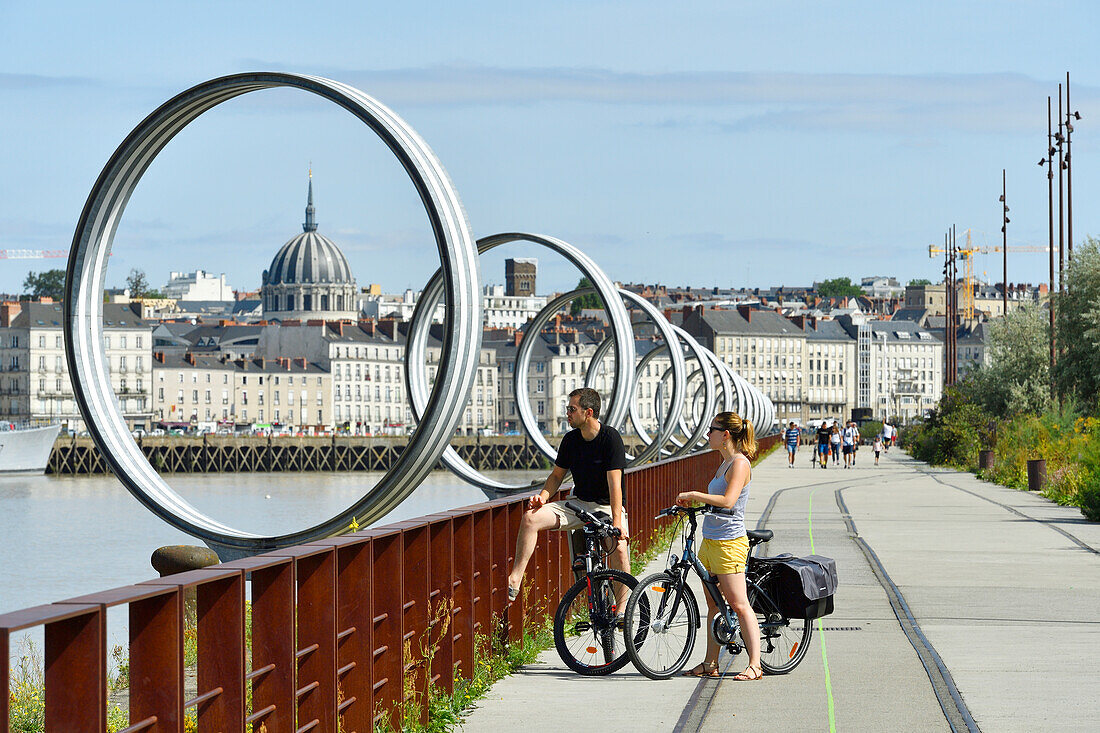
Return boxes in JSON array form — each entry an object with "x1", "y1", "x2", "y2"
[
  {"x1": 681, "y1": 662, "x2": 719, "y2": 678},
  {"x1": 732, "y1": 664, "x2": 763, "y2": 681}
]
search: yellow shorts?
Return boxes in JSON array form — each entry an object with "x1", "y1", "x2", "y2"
[{"x1": 698, "y1": 536, "x2": 749, "y2": 575}]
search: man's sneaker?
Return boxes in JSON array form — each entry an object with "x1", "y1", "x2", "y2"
[{"x1": 507, "y1": 586, "x2": 520, "y2": 602}]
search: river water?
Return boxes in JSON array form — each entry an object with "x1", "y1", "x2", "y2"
[{"x1": 0, "y1": 469, "x2": 544, "y2": 617}]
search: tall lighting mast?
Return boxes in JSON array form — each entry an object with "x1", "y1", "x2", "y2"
[{"x1": 1039, "y1": 97, "x2": 1056, "y2": 398}]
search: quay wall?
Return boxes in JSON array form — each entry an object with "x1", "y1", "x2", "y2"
[{"x1": 46, "y1": 435, "x2": 649, "y2": 475}]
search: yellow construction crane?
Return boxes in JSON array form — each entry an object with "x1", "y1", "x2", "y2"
[{"x1": 928, "y1": 229, "x2": 1049, "y2": 319}]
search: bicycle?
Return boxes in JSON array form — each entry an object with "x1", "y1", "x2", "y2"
[
  {"x1": 623, "y1": 505, "x2": 813, "y2": 680},
  {"x1": 552, "y1": 501, "x2": 641, "y2": 676}
]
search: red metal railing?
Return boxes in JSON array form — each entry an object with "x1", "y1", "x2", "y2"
[{"x1": 2, "y1": 436, "x2": 777, "y2": 732}]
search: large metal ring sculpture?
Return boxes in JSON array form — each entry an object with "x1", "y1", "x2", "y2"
[
  {"x1": 67, "y1": 74, "x2": 777, "y2": 556},
  {"x1": 64, "y1": 73, "x2": 482, "y2": 558},
  {"x1": 405, "y1": 234, "x2": 635, "y2": 493}
]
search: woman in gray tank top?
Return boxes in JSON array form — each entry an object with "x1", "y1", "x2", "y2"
[{"x1": 674, "y1": 411, "x2": 763, "y2": 681}]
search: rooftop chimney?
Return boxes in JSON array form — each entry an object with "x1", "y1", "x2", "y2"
[
  {"x1": 0, "y1": 301, "x2": 21, "y2": 327},
  {"x1": 736, "y1": 304, "x2": 752, "y2": 322}
]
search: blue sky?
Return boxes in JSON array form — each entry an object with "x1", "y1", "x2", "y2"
[{"x1": 1, "y1": 1, "x2": 1097, "y2": 297}]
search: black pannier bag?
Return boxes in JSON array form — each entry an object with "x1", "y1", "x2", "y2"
[{"x1": 772, "y1": 555, "x2": 838, "y2": 620}]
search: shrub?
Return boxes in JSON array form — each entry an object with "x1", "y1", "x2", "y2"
[
  {"x1": 1077, "y1": 470, "x2": 1100, "y2": 522},
  {"x1": 903, "y1": 387, "x2": 990, "y2": 471},
  {"x1": 859, "y1": 420, "x2": 883, "y2": 443}
]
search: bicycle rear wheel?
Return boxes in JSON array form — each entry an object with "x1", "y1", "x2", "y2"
[
  {"x1": 553, "y1": 569, "x2": 636, "y2": 676},
  {"x1": 747, "y1": 584, "x2": 812, "y2": 674},
  {"x1": 624, "y1": 571, "x2": 698, "y2": 680}
]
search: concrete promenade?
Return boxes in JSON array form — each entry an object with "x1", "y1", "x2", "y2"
[{"x1": 463, "y1": 446, "x2": 1100, "y2": 732}]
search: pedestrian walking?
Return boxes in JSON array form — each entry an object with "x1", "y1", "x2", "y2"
[
  {"x1": 873, "y1": 435, "x2": 883, "y2": 465},
  {"x1": 784, "y1": 421, "x2": 799, "y2": 467},
  {"x1": 849, "y1": 421, "x2": 860, "y2": 466},
  {"x1": 815, "y1": 420, "x2": 831, "y2": 468},
  {"x1": 829, "y1": 423, "x2": 841, "y2": 465},
  {"x1": 841, "y1": 421, "x2": 856, "y2": 468}
]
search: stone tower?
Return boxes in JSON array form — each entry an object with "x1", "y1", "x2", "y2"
[{"x1": 505, "y1": 258, "x2": 537, "y2": 296}]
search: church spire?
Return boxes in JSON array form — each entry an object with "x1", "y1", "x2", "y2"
[{"x1": 303, "y1": 167, "x2": 318, "y2": 232}]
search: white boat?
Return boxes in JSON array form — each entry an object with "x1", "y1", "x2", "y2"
[{"x1": 0, "y1": 423, "x2": 62, "y2": 474}]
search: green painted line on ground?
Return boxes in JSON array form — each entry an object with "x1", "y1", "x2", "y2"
[{"x1": 808, "y1": 488, "x2": 837, "y2": 733}]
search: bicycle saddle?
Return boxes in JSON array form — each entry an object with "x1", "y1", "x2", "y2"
[{"x1": 747, "y1": 529, "x2": 773, "y2": 543}]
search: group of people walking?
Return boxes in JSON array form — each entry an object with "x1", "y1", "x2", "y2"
[{"x1": 784, "y1": 419, "x2": 896, "y2": 468}]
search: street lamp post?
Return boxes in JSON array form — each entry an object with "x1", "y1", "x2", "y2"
[
  {"x1": 1065, "y1": 71, "x2": 1080, "y2": 262},
  {"x1": 943, "y1": 227, "x2": 959, "y2": 388},
  {"x1": 999, "y1": 170, "x2": 1009, "y2": 316},
  {"x1": 1056, "y1": 84, "x2": 1066, "y2": 291},
  {"x1": 1040, "y1": 96, "x2": 1057, "y2": 399}
]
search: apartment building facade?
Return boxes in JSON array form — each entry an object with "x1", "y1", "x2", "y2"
[
  {"x1": 682, "y1": 305, "x2": 809, "y2": 426},
  {"x1": 0, "y1": 301, "x2": 154, "y2": 432},
  {"x1": 151, "y1": 353, "x2": 332, "y2": 430}
]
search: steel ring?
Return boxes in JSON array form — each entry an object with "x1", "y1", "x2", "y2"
[
  {"x1": 64, "y1": 73, "x2": 481, "y2": 558},
  {"x1": 405, "y1": 234, "x2": 634, "y2": 493}
]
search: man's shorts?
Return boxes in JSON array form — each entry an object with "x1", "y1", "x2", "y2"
[
  {"x1": 698, "y1": 535, "x2": 749, "y2": 575},
  {"x1": 842, "y1": 444, "x2": 853, "y2": 455},
  {"x1": 545, "y1": 499, "x2": 629, "y2": 534},
  {"x1": 786, "y1": 444, "x2": 797, "y2": 454},
  {"x1": 818, "y1": 443, "x2": 830, "y2": 454}
]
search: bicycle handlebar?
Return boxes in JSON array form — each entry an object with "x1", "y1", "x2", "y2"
[
  {"x1": 655, "y1": 505, "x2": 709, "y2": 519},
  {"x1": 564, "y1": 500, "x2": 621, "y2": 538}
]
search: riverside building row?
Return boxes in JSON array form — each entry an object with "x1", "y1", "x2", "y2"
[
  {"x1": 0, "y1": 298, "x2": 942, "y2": 434},
  {"x1": 680, "y1": 304, "x2": 943, "y2": 425}
]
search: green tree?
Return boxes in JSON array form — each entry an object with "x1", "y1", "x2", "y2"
[
  {"x1": 816, "y1": 277, "x2": 863, "y2": 298},
  {"x1": 22, "y1": 269, "x2": 66, "y2": 300},
  {"x1": 908, "y1": 278, "x2": 932, "y2": 286},
  {"x1": 961, "y1": 302, "x2": 1050, "y2": 417},
  {"x1": 569, "y1": 277, "x2": 603, "y2": 316},
  {"x1": 1054, "y1": 237, "x2": 1100, "y2": 408},
  {"x1": 125, "y1": 268, "x2": 164, "y2": 298}
]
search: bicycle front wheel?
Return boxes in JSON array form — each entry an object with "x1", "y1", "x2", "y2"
[
  {"x1": 624, "y1": 571, "x2": 698, "y2": 680},
  {"x1": 747, "y1": 584, "x2": 813, "y2": 674},
  {"x1": 553, "y1": 569, "x2": 637, "y2": 676}
]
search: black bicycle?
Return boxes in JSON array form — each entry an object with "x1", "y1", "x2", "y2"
[
  {"x1": 623, "y1": 505, "x2": 813, "y2": 679},
  {"x1": 552, "y1": 501, "x2": 640, "y2": 676}
]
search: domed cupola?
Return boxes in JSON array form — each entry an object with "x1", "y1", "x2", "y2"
[{"x1": 261, "y1": 173, "x2": 359, "y2": 321}]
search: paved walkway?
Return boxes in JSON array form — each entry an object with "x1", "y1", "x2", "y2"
[{"x1": 463, "y1": 446, "x2": 1100, "y2": 732}]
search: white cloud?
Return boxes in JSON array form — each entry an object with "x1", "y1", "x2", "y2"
[{"x1": 230, "y1": 63, "x2": 1095, "y2": 135}]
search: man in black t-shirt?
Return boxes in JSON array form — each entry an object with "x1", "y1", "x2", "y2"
[
  {"x1": 506, "y1": 388, "x2": 628, "y2": 601},
  {"x1": 816, "y1": 421, "x2": 832, "y2": 468}
]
